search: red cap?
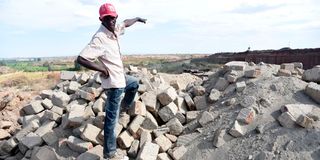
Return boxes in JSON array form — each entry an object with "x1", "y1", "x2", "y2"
[{"x1": 99, "y1": 3, "x2": 117, "y2": 20}]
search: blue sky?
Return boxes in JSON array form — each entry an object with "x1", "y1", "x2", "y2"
[{"x1": 0, "y1": 0, "x2": 319, "y2": 58}]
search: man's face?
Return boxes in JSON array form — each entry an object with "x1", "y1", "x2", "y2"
[{"x1": 102, "y1": 16, "x2": 118, "y2": 32}]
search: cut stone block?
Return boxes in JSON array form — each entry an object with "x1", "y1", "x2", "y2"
[
  {"x1": 80, "y1": 124, "x2": 101, "y2": 145},
  {"x1": 277, "y1": 69, "x2": 291, "y2": 77},
  {"x1": 140, "y1": 130, "x2": 152, "y2": 148},
  {"x1": 214, "y1": 78, "x2": 229, "y2": 91},
  {"x1": 1, "y1": 137, "x2": 18, "y2": 153},
  {"x1": 117, "y1": 130, "x2": 134, "y2": 149},
  {"x1": 155, "y1": 134, "x2": 172, "y2": 152},
  {"x1": 92, "y1": 98, "x2": 105, "y2": 114},
  {"x1": 32, "y1": 146, "x2": 59, "y2": 160},
  {"x1": 303, "y1": 67, "x2": 320, "y2": 83},
  {"x1": 236, "y1": 108, "x2": 255, "y2": 124},
  {"x1": 174, "y1": 96, "x2": 188, "y2": 114},
  {"x1": 305, "y1": 82, "x2": 320, "y2": 104},
  {"x1": 183, "y1": 120, "x2": 200, "y2": 134},
  {"x1": 158, "y1": 102, "x2": 178, "y2": 122},
  {"x1": 184, "y1": 94, "x2": 195, "y2": 111},
  {"x1": 208, "y1": 89, "x2": 221, "y2": 103},
  {"x1": 66, "y1": 104, "x2": 86, "y2": 128},
  {"x1": 0, "y1": 129, "x2": 10, "y2": 140},
  {"x1": 21, "y1": 132, "x2": 43, "y2": 149},
  {"x1": 67, "y1": 81, "x2": 81, "y2": 94},
  {"x1": 50, "y1": 105, "x2": 63, "y2": 115},
  {"x1": 128, "y1": 115, "x2": 145, "y2": 138},
  {"x1": 42, "y1": 110, "x2": 60, "y2": 122},
  {"x1": 76, "y1": 145, "x2": 103, "y2": 160},
  {"x1": 77, "y1": 90, "x2": 95, "y2": 101},
  {"x1": 137, "y1": 142, "x2": 160, "y2": 160},
  {"x1": 169, "y1": 146, "x2": 187, "y2": 160},
  {"x1": 280, "y1": 104, "x2": 314, "y2": 119},
  {"x1": 78, "y1": 73, "x2": 90, "y2": 84},
  {"x1": 193, "y1": 96, "x2": 208, "y2": 110},
  {"x1": 278, "y1": 112, "x2": 296, "y2": 128},
  {"x1": 192, "y1": 86, "x2": 206, "y2": 96},
  {"x1": 119, "y1": 113, "x2": 131, "y2": 128},
  {"x1": 166, "y1": 118, "x2": 183, "y2": 136},
  {"x1": 199, "y1": 111, "x2": 214, "y2": 126},
  {"x1": 240, "y1": 96, "x2": 256, "y2": 108},
  {"x1": 224, "y1": 61, "x2": 248, "y2": 71},
  {"x1": 129, "y1": 100, "x2": 147, "y2": 117},
  {"x1": 229, "y1": 121, "x2": 245, "y2": 137},
  {"x1": 170, "y1": 80, "x2": 182, "y2": 91},
  {"x1": 165, "y1": 134, "x2": 177, "y2": 143},
  {"x1": 142, "y1": 112, "x2": 158, "y2": 130},
  {"x1": 66, "y1": 136, "x2": 93, "y2": 153},
  {"x1": 296, "y1": 115, "x2": 314, "y2": 128},
  {"x1": 128, "y1": 140, "x2": 140, "y2": 158},
  {"x1": 23, "y1": 101, "x2": 44, "y2": 115},
  {"x1": 15, "y1": 120, "x2": 40, "y2": 142},
  {"x1": 40, "y1": 90, "x2": 54, "y2": 99},
  {"x1": 35, "y1": 121, "x2": 56, "y2": 137},
  {"x1": 213, "y1": 129, "x2": 233, "y2": 148},
  {"x1": 236, "y1": 81, "x2": 246, "y2": 92},
  {"x1": 186, "y1": 111, "x2": 200, "y2": 123},
  {"x1": 41, "y1": 98, "x2": 53, "y2": 109},
  {"x1": 280, "y1": 63, "x2": 295, "y2": 71},
  {"x1": 175, "y1": 112, "x2": 186, "y2": 124},
  {"x1": 52, "y1": 91, "x2": 70, "y2": 108},
  {"x1": 141, "y1": 91, "x2": 158, "y2": 112},
  {"x1": 42, "y1": 131, "x2": 58, "y2": 145},
  {"x1": 60, "y1": 71, "x2": 76, "y2": 80},
  {"x1": 158, "y1": 87, "x2": 178, "y2": 106},
  {"x1": 157, "y1": 153, "x2": 172, "y2": 160},
  {"x1": 245, "y1": 68, "x2": 261, "y2": 78}
]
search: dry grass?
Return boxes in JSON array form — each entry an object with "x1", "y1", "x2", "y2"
[{"x1": 0, "y1": 71, "x2": 60, "y2": 91}]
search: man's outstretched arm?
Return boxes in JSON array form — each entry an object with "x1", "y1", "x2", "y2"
[
  {"x1": 76, "y1": 56, "x2": 109, "y2": 77},
  {"x1": 123, "y1": 17, "x2": 147, "y2": 27}
]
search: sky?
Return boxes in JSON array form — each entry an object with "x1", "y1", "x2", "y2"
[{"x1": 0, "y1": 0, "x2": 319, "y2": 58}]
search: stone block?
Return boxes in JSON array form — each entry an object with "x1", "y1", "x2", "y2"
[
  {"x1": 141, "y1": 77, "x2": 154, "y2": 91},
  {"x1": 277, "y1": 69, "x2": 291, "y2": 77},
  {"x1": 60, "y1": 71, "x2": 76, "y2": 80},
  {"x1": 77, "y1": 90, "x2": 95, "y2": 101},
  {"x1": 153, "y1": 127, "x2": 170, "y2": 138},
  {"x1": 245, "y1": 68, "x2": 261, "y2": 78},
  {"x1": 0, "y1": 129, "x2": 10, "y2": 140},
  {"x1": 170, "y1": 80, "x2": 182, "y2": 91},
  {"x1": 52, "y1": 91, "x2": 70, "y2": 108},
  {"x1": 186, "y1": 111, "x2": 200, "y2": 123},
  {"x1": 296, "y1": 115, "x2": 314, "y2": 128},
  {"x1": 141, "y1": 91, "x2": 158, "y2": 112},
  {"x1": 169, "y1": 146, "x2": 187, "y2": 160},
  {"x1": 140, "y1": 130, "x2": 152, "y2": 148},
  {"x1": 208, "y1": 89, "x2": 221, "y2": 103},
  {"x1": 92, "y1": 98, "x2": 104, "y2": 114},
  {"x1": 158, "y1": 102, "x2": 178, "y2": 122},
  {"x1": 183, "y1": 120, "x2": 200, "y2": 134},
  {"x1": 35, "y1": 121, "x2": 56, "y2": 137},
  {"x1": 224, "y1": 61, "x2": 248, "y2": 71},
  {"x1": 1, "y1": 137, "x2": 18, "y2": 153},
  {"x1": 137, "y1": 142, "x2": 159, "y2": 160},
  {"x1": 280, "y1": 63, "x2": 295, "y2": 71},
  {"x1": 165, "y1": 134, "x2": 177, "y2": 143},
  {"x1": 236, "y1": 81, "x2": 246, "y2": 92},
  {"x1": 229, "y1": 121, "x2": 245, "y2": 137},
  {"x1": 32, "y1": 146, "x2": 59, "y2": 160},
  {"x1": 142, "y1": 112, "x2": 158, "y2": 130},
  {"x1": 236, "y1": 108, "x2": 255, "y2": 124},
  {"x1": 66, "y1": 136, "x2": 93, "y2": 153},
  {"x1": 76, "y1": 145, "x2": 103, "y2": 160},
  {"x1": 66, "y1": 104, "x2": 86, "y2": 128},
  {"x1": 192, "y1": 86, "x2": 206, "y2": 96},
  {"x1": 193, "y1": 96, "x2": 208, "y2": 110},
  {"x1": 199, "y1": 111, "x2": 214, "y2": 126},
  {"x1": 21, "y1": 132, "x2": 43, "y2": 149},
  {"x1": 67, "y1": 81, "x2": 81, "y2": 94},
  {"x1": 278, "y1": 112, "x2": 296, "y2": 128},
  {"x1": 40, "y1": 90, "x2": 54, "y2": 99},
  {"x1": 166, "y1": 118, "x2": 183, "y2": 136},
  {"x1": 184, "y1": 94, "x2": 195, "y2": 111},
  {"x1": 128, "y1": 140, "x2": 139, "y2": 158},
  {"x1": 213, "y1": 129, "x2": 233, "y2": 148},
  {"x1": 305, "y1": 82, "x2": 320, "y2": 104},
  {"x1": 240, "y1": 96, "x2": 256, "y2": 108},
  {"x1": 280, "y1": 104, "x2": 314, "y2": 119},
  {"x1": 42, "y1": 131, "x2": 58, "y2": 145},
  {"x1": 174, "y1": 96, "x2": 188, "y2": 114},
  {"x1": 23, "y1": 101, "x2": 44, "y2": 115},
  {"x1": 155, "y1": 134, "x2": 172, "y2": 152},
  {"x1": 80, "y1": 124, "x2": 101, "y2": 145},
  {"x1": 117, "y1": 130, "x2": 134, "y2": 149},
  {"x1": 78, "y1": 73, "x2": 90, "y2": 84},
  {"x1": 214, "y1": 78, "x2": 229, "y2": 91},
  {"x1": 128, "y1": 115, "x2": 145, "y2": 138},
  {"x1": 119, "y1": 113, "x2": 130, "y2": 128},
  {"x1": 158, "y1": 87, "x2": 178, "y2": 106},
  {"x1": 15, "y1": 120, "x2": 40, "y2": 142},
  {"x1": 42, "y1": 110, "x2": 61, "y2": 122},
  {"x1": 303, "y1": 67, "x2": 320, "y2": 82},
  {"x1": 0, "y1": 121, "x2": 12, "y2": 129},
  {"x1": 50, "y1": 105, "x2": 63, "y2": 115},
  {"x1": 157, "y1": 153, "x2": 172, "y2": 160},
  {"x1": 175, "y1": 112, "x2": 186, "y2": 124},
  {"x1": 129, "y1": 101, "x2": 147, "y2": 117},
  {"x1": 41, "y1": 98, "x2": 53, "y2": 109}
]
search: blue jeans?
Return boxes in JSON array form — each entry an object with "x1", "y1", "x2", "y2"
[{"x1": 103, "y1": 75, "x2": 139, "y2": 157}]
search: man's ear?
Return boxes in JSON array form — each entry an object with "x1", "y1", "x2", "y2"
[{"x1": 99, "y1": 17, "x2": 102, "y2": 21}]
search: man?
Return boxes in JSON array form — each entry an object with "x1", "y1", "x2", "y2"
[{"x1": 76, "y1": 3, "x2": 147, "y2": 159}]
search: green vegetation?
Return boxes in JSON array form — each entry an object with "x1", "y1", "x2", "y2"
[{"x1": 0, "y1": 60, "x2": 76, "y2": 72}]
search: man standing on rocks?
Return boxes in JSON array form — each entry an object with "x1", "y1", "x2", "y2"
[{"x1": 76, "y1": 3, "x2": 146, "y2": 159}]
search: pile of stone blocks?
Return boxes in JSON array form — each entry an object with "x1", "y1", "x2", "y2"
[{"x1": 0, "y1": 68, "x2": 210, "y2": 160}]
